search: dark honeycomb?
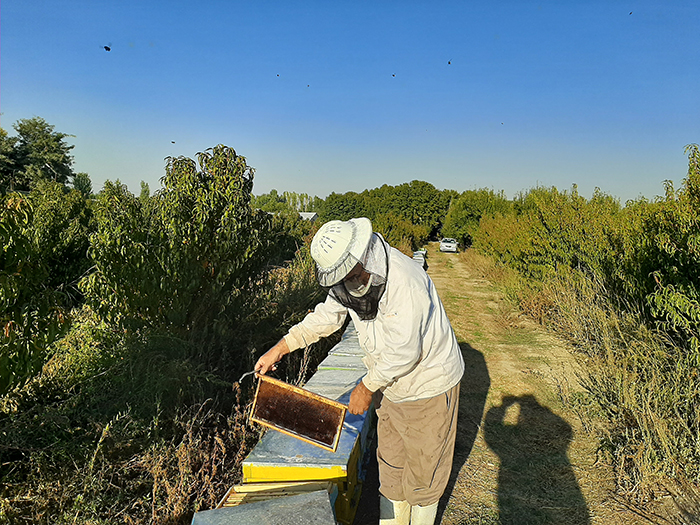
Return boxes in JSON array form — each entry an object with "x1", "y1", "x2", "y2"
[{"x1": 252, "y1": 379, "x2": 344, "y2": 449}]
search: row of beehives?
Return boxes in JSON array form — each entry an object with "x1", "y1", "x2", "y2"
[{"x1": 218, "y1": 321, "x2": 374, "y2": 525}]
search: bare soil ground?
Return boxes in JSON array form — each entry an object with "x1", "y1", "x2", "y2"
[{"x1": 354, "y1": 244, "x2": 657, "y2": 524}]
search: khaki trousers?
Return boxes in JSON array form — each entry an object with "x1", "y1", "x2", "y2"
[{"x1": 375, "y1": 383, "x2": 460, "y2": 506}]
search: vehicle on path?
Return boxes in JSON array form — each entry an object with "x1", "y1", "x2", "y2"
[{"x1": 439, "y1": 238, "x2": 458, "y2": 253}]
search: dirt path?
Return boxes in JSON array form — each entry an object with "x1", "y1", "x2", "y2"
[
  {"x1": 355, "y1": 244, "x2": 652, "y2": 524},
  {"x1": 427, "y1": 245, "x2": 651, "y2": 525}
]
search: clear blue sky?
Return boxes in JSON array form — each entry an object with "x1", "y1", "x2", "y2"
[{"x1": 2, "y1": 0, "x2": 699, "y2": 202}]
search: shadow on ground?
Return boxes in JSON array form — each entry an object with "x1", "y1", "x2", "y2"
[{"x1": 483, "y1": 394, "x2": 591, "y2": 524}]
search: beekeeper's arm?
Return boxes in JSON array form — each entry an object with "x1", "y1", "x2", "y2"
[{"x1": 254, "y1": 294, "x2": 348, "y2": 374}]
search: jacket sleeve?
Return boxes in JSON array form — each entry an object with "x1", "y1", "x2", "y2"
[
  {"x1": 361, "y1": 279, "x2": 431, "y2": 392},
  {"x1": 284, "y1": 293, "x2": 348, "y2": 351}
]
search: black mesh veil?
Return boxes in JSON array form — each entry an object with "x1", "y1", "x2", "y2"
[{"x1": 322, "y1": 233, "x2": 389, "y2": 321}]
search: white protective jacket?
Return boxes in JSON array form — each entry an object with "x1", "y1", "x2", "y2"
[{"x1": 284, "y1": 247, "x2": 465, "y2": 403}]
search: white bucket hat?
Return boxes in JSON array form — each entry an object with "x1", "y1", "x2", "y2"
[{"x1": 310, "y1": 217, "x2": 373, "y2": 287}]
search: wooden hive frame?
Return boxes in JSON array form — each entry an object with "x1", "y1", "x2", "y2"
[{"x1": 250, "y1": 374, "x2": 348, "y2": 452}]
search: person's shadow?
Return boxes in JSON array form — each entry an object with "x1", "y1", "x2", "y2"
[
  {"x1": 435, "y1": 342, "x2": 491, "y2": 522},
  {"x1": 483, "y1": 395, "x2": 591, "y2": 524}
]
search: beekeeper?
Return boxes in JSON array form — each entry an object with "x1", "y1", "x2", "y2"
[{"x1": 255, "y1": 217, "x2": 464, "y2": 525}]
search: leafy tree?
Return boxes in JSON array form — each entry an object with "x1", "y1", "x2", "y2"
[
  {"x1": 311, "y1": 195, "x2": 325, "y2": 213},
  {"x1": 0, "y1": 195, "x2": 69, "y2": 394},
  {"x1": 641, "y1": 144, "x2": 700, "y2": 351},
  {"x1": 282, "y1": 191, "x2": 323, "y2": 212},
  {"x1": 0, "y1": 181, "x2": 94, "y2": 395},
  {"x1": 81, "y1": 180, "x2": 152, "y2": 325},
  {"x1": 12, "y1": 117, "x2": 75, "y2": 190},
  {"x1": 319, "y1": 191, "x2": 367, "y2": 222},
  {"x1": 386, "y1": 181, "x2": 446, "y2": 236},
  {"x1": 72, "y1": 172, "x2": 92, "y2": 197},
  {"x1": 442, "y1": 188, "x2": 512, "y2": 247},
  {"x1": 0, "y1": 128, "x2": 18, "y2": 193},
  {"x1": 28, "y1": 180, "x2": 95, "y2": 304},
  {"x1": 139, "y1": 180, "x2": 150, "y2": 201},
  {"x1": 252, "y1": 189, "x2": 289, "y2": 213},
  {"x1": 82, "y1": 145, "x2": 274, "y2": 340},
  {"x1": 320, "y1": 181, "x2": 452, "y2": 240},
  {"x1": 0, "y1": 117, "x2": 76, "y2": 192},
  {"x1": 372, "y1": 212, "x2": 430, "y2": 252},
  {"x1": 252, "y1": 190, "x2": 324, "y2": 214}
]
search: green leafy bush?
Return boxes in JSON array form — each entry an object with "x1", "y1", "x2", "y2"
[
  {"x1": 0, "y1": 143, "x2": 337, "y2": 524},
  {"x1": 475, "y1": 185, "x2": 623, "y2": 280},
  {"x1": 0, "y1": 195, "x2": 69, "y2": 395},
  {"x1": 0, "y1": 211, "x2": 330, "y2": 525},
  {"x1": 372, "y1": 211, "x2": 430, "y2": 253},
  {"x1": 641, "y1": 144, "x2": 700, "y2": 352},
  {"x1": 82, "y1": 145, "x2": 274, "y2": 340},
  {"x1": 442, "y1": 188, "x2": 512, "y2": 248},
  {"x1": 28, "y1": 181, "x2": 94, "y2": 303}
]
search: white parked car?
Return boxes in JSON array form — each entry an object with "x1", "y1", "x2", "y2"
[{"x1": 439, "y1": 238, "x2": 458, "y2": 253}]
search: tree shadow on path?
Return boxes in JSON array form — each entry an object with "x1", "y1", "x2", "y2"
[
  {"x1": 483, "y1": 395, "x2": 591, "y2": 525},
  {"x1": 436, "y1": 342, "x2": 491, "y2": 522}
]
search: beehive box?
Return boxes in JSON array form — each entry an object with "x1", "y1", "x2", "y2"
[
  {"x1": 196, "y1": 489, "x2": 336, "y2": 525},
  {"x1": 242, "y1": 382, "x2": 369, "y2": 483},
  {"x1": 239, "y1": 321, "x2": 374, "y2": 525}
]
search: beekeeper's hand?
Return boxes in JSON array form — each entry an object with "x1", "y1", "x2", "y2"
[
  {"x1": 348, "y1": 380, "x2": 373, "y2": 415},
  {"x1": 255, "y1": 339, "x2": 291, "y2": 375}
]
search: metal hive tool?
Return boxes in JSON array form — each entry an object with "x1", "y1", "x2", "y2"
[{"x1": 250, "y1": 374, "x2": 348, "y2": 452}]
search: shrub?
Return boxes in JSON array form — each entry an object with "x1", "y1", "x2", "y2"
[
  {"x1": 0, "y1": 235, "x2": 331, "y2": 524},
  {"x1": 0, "y1": 194, "x2": 69, "y2": 395},
  {"x1": 442, "y1": 188, "x2": 512, "y2": 247},
  {"x1": 82, "y1": 145, "x2": 274, "y2": 342},
  {"x1": 1, "y1": 144, "x2": 337, "y2": 524},
  {"x1": 372, "y1": 211, "x2": 430, "y2": 253},
  {"x1": 27, "y1": 180, "x2": 94, "y2": 304},
  {"x1": 640, "y1": 144, "x2": 700, "y2": 352}
]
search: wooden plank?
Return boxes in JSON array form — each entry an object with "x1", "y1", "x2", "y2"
[
  {"x1": 234, "y1": 481, "x2": 333, "y2": 493},
  {"x1": 218, "y1": 481, "x2": 334, "y2": 508}
]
